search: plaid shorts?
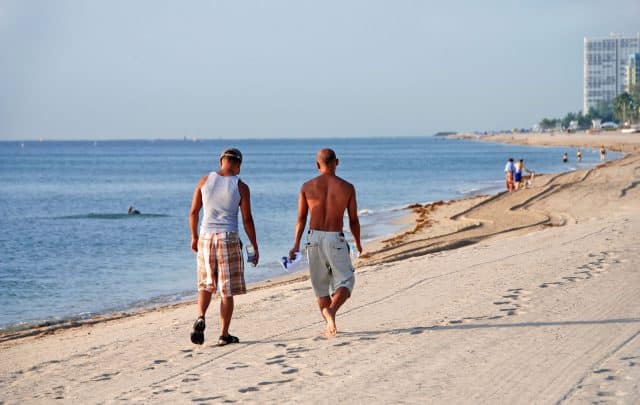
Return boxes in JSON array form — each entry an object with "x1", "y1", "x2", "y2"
[{"x1": 197, "y1": 232, "x2": 246, "y2": 297}]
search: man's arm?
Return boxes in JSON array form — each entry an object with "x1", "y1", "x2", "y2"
[
  {"x1": 189, "y1": 176, "x2": 207, "y2": 253},
  {"x1": 346, "y1": 185, "x2": 362, "y2": 254},
  {"x1": 289, "y1": 187, "x2": 309, "y2": 259},
  {"x1": 239, "y1": 180, "x2": 259, "y2": 266}
]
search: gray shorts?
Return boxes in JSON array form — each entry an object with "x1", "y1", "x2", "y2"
[{"x1": 306, "y1": 230, "x2": 355, "y2": 297}]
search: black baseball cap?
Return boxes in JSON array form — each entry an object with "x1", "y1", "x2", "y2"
[{"x1": 220, "y1": 148, "x2": 243, "y2": 163}]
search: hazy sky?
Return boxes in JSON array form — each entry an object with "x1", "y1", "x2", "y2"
[{"x1": 1, "y1": 1, "x2": 638, "y2": 140}]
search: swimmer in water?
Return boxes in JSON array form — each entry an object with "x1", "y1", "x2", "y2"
[{"x1": 128, "y1": 206, "x2": 141, "y2": 215}]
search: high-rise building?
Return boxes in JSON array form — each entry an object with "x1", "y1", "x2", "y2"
[
  {"x1": 583, "y1": 33, "x2": 640, "y2": 113},
  {"x1": 626, "y1": 53, "x2": 640, "y2": 92}
]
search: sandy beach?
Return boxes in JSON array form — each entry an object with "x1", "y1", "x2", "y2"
[{"x1": 2, "y1": 131, "x2": 640, "y2": 404}]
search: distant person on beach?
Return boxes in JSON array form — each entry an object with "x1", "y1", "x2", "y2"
[
  {"x1": 504, "y1": 158, "x2": 516, "y2": 192},
  {"x1": 576, "y1": 149, "x2": 582, "y2": 162},
  {"x1": 514, "y1": 159, "x2": 534, "y2": 190},
  {"x1": 600, "y1": 146, "x2": 606, "y2": 161},
  {"x1": 127, "y1": 206, "x2": 140, "y2": 215},
  {"x1": 562, "y1": 152, "x2": 568, "y2": 163},
  {"x1": 188, "y1": 148, "x2": 259, "y2": 346},
  {"x1": 289, "y1": 148, "x2": 362, "y2": 336}
]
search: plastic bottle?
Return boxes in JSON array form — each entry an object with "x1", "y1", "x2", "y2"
[
  {"x1": 246, "y1": 243, "x2": 256, "y2": 266},
  {"x1": 348, "y1": 242, "x2": 359, "y2": 258}
]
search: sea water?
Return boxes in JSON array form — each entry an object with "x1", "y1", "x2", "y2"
[{"x1": 0, "y1": 137, "x2": 618, "y2": 330}]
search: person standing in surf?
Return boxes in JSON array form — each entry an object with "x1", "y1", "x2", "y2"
[
  {"x1": 504, "y1": 158, "x2": 516, "y2": 191},
  {"x1": 289, "y1": 148, "x2": 362, "y2": 336},
  {"x1": 189, "y1": 148, "x2": 259, "y2": 346}
]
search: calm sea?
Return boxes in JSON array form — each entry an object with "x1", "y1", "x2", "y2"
[{"x1": 0, "y1": 137, "x2": 617, "y2": 330}]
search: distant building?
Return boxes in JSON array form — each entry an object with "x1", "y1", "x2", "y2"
[
  {"x1": 626, "y1": 53, "x2": 640, "y2": 92},
  {"x1": 583, "y1": 33, "x2": 640, "y2": 113}
]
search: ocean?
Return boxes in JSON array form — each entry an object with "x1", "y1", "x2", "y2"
[{"x1": 0, "y1": 137, "x2": 617, "y2": 330}]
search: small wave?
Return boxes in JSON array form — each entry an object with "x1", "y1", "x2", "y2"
[
  {"x1": 54, "y1": 213, "x2": 169, "y2": 220},
  {"x1": 459, "y1": 187, "x2": 481, "y2": 195},
  {"x1": 457, "y1": 179, "x2": 506, "y2": 197},
  {"x1": 358, "y1": 209, "x2": 374, "y2": 216}
]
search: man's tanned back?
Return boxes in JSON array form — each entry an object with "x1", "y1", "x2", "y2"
[{"x1": 302, "y1": 174, "x2": 355, "y2": 232}]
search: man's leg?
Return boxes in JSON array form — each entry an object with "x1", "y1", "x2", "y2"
[
  {"x1": 197, "y1": 290, "x2": 212, "y2": 318},
  {"x1": 191, "y1": 290, "x2": 212, "y2": 345},
  {"x1": 220, "y1": 296, "x2": 234, "y2": 337},
  {"x1": 317, "y1": 296, "x2": 331, "y2": 318},
  {"x1": 321, "y1": 287, "x2": 350, "y2": 336}
]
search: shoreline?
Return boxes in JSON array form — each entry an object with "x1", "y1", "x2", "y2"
[
  {"x1": 356, "y1": 130, "x2": 636, "y2": 267},
  {"x1": 1, "y1": 131, "x2": 631, "y2": 342},
  {"x1": 450, "y1": 129, "x2": 640, "y2": 153}
]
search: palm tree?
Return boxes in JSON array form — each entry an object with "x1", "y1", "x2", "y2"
[{"x1": 613, "y1": 92, "x2": 635, "y2": 125}]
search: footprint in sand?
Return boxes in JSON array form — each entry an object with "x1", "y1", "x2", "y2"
[
  {"x1": 491, "y1": 288, "x2": 531, "y2": 316},
  {"x1": 540, "y1": 252, "x2": 618, "y2": 290},
  {"x1": 226, "y1": 362, "x2": 249, "y2": 371},
  {"x1": 238, "y1": 386, "x2": 259, "y2": 393},
  {"x1": 192, "y1": 395, "x2": 224, "y2": 402},
  {"x1": 51, "y1": 385, "x2": 66, "y2": 400},
  {"x1": 152, "y1": 387, "x2": 176, "y2": 395},
  {"x1": 569, "y1": 358, "x2": 639, "y2": 403},
  {"x1": 463, "y1": 316, "x2": 488, "y2": 322},
  {"x1": 333, "y1": 341, "x2": 351, "y2": 347},
  {"x1": 90, "y1": 372, "x2": 120, "y2": 382},
  {"x1": 257, "y1": 379, "x2": 295, "y2": 386},
  {"x1": 286, "y1": 346, "x2": 310, "y2": 354}
]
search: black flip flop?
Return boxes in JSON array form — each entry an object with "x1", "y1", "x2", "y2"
[
  {"x1": 190, "y1": 317, "x2": 206, "y2": 345},
  {"x1": 218, "y1": 334, "x2": 240, "y2": 346}
]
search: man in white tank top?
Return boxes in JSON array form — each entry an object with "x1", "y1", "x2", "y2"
[{"x1": 188, "y1": 148, "x2": 259, "y2": 346}]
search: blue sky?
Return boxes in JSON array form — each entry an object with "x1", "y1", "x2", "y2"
[{"x1": 1, "y1": 1, "x2": 638, "y2": 139}]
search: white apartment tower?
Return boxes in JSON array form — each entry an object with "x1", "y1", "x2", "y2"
[{"x1": 583, "y1": 33, "x2": 640, "y2": 114}]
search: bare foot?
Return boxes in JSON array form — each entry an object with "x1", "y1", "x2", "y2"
[{"x1": 321, "y1": 308, "x2": 337, "y2": 336}]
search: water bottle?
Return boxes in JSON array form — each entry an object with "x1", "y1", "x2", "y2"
[
  {"x1": 246, "y1": 243, "x2": 256, "y2": 266},
  {"x1": 348, "y1": 242, "x2": 359, "y2": 258}
]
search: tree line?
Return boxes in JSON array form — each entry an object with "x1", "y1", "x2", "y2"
[{"x1": 538, "y1": 85, "x2": 640, "y2": 131}]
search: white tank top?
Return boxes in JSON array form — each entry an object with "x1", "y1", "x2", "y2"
[{"x1": 200, "y1": 172, "x2": 241, "y2": 234}]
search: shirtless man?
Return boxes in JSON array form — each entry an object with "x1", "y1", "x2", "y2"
[{"x1": 289, "y1": 149, "x2": 362, "y2": 336}]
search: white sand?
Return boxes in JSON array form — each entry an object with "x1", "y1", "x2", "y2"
[{"x1": 2, "y1": 132, "x2": 640, "y2": 404}]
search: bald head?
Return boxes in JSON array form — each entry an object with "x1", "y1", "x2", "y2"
[{"x1": 316, "y1": 148, "x2": 337, "y2": 165}]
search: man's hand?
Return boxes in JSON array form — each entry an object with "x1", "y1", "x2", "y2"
[
  {"x1": 251, "y1": 249, "x2": 260, "y2": 266},
  {"x1": 191, "y1": 237, "x2": 198, "y2": 253},
  {"x1": 289, "y1": 246, "x2": 299, "y2": 260},
  {"x1": 355, "y1": 242, "x2": 363, "y2": 255}
]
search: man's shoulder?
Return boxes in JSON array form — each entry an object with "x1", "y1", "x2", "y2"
[
  {"x1": 334, "y1": 175, "x2": 353, "y2": 187},
  {"x1": 198, "y1": 174, "x2": 210, "y2": 185},
  {"x1": 303, "y1": 175, "x2": 353, "y2": 188},
  {"x1": 302, "y1": 175, "x2": 322, "y2": 189}
]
